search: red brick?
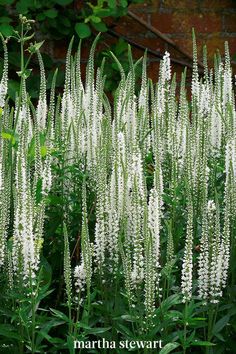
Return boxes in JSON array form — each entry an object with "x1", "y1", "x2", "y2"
[
  {"x1": 168, "y1": 35, "x2": 203, "y2": 63},
  {"x1": 201, "y1": 0, "x2": 235, "y2": 9},
  {"x1": 224, "y1": 14, "x2": 236, "y2": 32},
  {"x1": 53, "y1": 40, "x2": 67, "y2": 59},
  {"x1": 114, "y1": 14, "x2": 149, "y2": 36},
  {"x1": 151, "y1": 11, "x2": 222, "y2": 34},
  {"x1": 168, "y1": 37, "x2": 197, "y2": 61},
  {"x1": 138, "y1": 37, "x2": 166, "y2": 53},
  {"x1": 129, "y1": 0, "x2": 161, "y2": 13},
  {"x1": 123, "y1": 36, "x2": 166, "y2": 60},
  {"x1": 147, "y1": 60, "x2": 160, "y2": 81},
  {"x1": 161, "y1": 0, "x2": 199, "y2": 9},
  {"x1": 150, "y1": 13, "x2": 174, "y2": 33},
  {"x1": 80, "y1": 63, "x2": 86, "y2": 82}
]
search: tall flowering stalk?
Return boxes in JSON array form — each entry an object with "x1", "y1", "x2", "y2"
[
  {"x1": 81, "y1": 180, "x2": 92, "y2": 295},
  {"x1": 181, "y1": 193, "x2": 194, "y2": 303},
  {"x1": 12, "y1": 123, "x2": 37, "y2": 282},
  {"x1": 0, "y1": 34, "x2": 8, "y2": 108},
  {"x1": 144, "y1": 186, "x2": 161, "y2": 320},
  {"x1": 63, "y1": 222, "x2": 72, "y2": 329}
]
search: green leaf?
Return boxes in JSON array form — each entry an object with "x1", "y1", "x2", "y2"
[
  {"x1": 215, "y1": 332, "x2": 225, "y2": 342},
  {"x1": 90, "y1": 15, "x2": 101, "y2": 23},
  {"x1": 60, "y1": 16, "x2": 71, "y2": 27},
  {"x1": 85, "y1": 327, "x2": 111, "y2": 334},
  {"x1": 191, "y1": 341, "x2": 215, "y2": 346},
  {"x1": 0, "y1": 324, "x2": 21, "y2": 340},
  {"x1": 213, "y1": 314, "x2": 230, "y2": 334},
  {"x1": 0, "y1": 0, "x2": 14, "y2": 4},
  {"x1": 76, "y1": 322, "x2": 92, "y2": 330},
  {"x1": 115, "y1": 323, "x2": 133, "y2": 337},
  {"x1": 50, "y1": 308, "x2": 70, "y2": 322},
  {"x1": 28, "y1": 41, "x2": 45, "y2": 54},
  {"x1": 16, "y1": 68, "x2": 32, "y2": 79},
  {"x1": 75, "y1": 23, "x2": 91, "y2": 39},
  {"x1": 120, "y1": 0, "x2": 128, "y2": 7},
  {"x1": 115, "y1": 39, "x2": 128, "y2": 55},
  {"x1": 1, "y1": 131, "x2": 16, "y2": 145},
  {"x1": 36, "y1": 13, "x2": 46, "y2": 21},
  {"x1": 67, "y1": 335, "x2": 75, "y2": 354},
  {"x1": 0, "y1": 16, "x2": 12, "y2": 23},
  {"x1": 16, "y1": 0, "x2": 30, "y2": 14},
  {"x1": 92, "y1": 21, "x2": 107, "y2": 32},
  {"x1": 156, "y1": 294, "x2": 182, "y2": 313},
  {"x1": 159, "y1": 342, "x2": 180, "y2": 354},
  {"x1": 8, "y1": 80, "x2": 20, "y2": 101},
  {"x1": 94, "y1": 8, "x2": 112, "y2": 17},
  {"x1": 121, "y1": 314, "x2": 137, "y2": 322},
  {"x1": 0, "y1": 24, "x2": 14, "y2": 36},
  {"x1": 24, "y1": 33, "x2": 35, "y2": 43},
  {"x1": 44, "y1": 9, "x2": 58, "y2": 18},
  {"x1": 55, "y1": 0, "x2": 73, "y2": 5},
  {"x1": 108, "y1": 0, "x2": 116, "y2": 8},
  {"x1": 40, "y1": 145, "x2": 47, "y2": 157}
]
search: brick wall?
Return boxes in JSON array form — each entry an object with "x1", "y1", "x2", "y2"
[
  {"x1": 44, "y1": 0, "x2": 236, "y2": 86},
  {"x1": 111, "y1": 0, "x2": 236, "y2": 81}
]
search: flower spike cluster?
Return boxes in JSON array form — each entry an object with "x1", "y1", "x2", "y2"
[{"x1": 0, "y1": 35, "x2": 234, "y2": 317}]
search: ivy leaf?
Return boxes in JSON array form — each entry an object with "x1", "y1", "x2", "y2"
[
  {"x1": 0, "y1": 16, "x2": 12, "y2": 23},
  {"x1": 108, "y1": 0, "x2": 116, "y2": 8},
  {"x1": 0, "y1": 0, "x2": 14, "y2": 4},
  {"x1": 36, "y1": 13, "x2": 46, "y2": 21},
  {"x1": 55, "y1": 0, "x2": 73, "y2": 5},
  {"x1": 120, "y1": 0, "x2": 128, "y2": 7},
  {"x1": 0, "y1": 24, "x2": 14, "y2": 36},
  {"x1": 75, "y1": 23, "x2": 91, "y2": 39},
  {"x1": 44, "y1": 9, "x2": 58, "y2": 19},
  {"x1": 92, "y1": 21, "x2": 107, "y2": 32},
  {"x1": 16, "y1": 0, "x2": 30, "y2": 14},
  {"x1": 90, "y1": 15, "x2": 101, "y2": 23}
]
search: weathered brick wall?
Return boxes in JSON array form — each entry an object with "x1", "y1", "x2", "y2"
[
  {"x1": 112, "y1": 0, "x2": 236, "y2": 80},
  {"x1": 46, "y1": 0, "x2": 236, "y2": 85}
]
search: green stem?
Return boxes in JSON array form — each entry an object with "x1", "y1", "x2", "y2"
[
  {"x1": 30, "y1": 274, "x2": 36, "y2": 354},
  {"x1": 206, "y1": 303, "x2": 218, "y2": 354},
  {"x1": 183, "y1": 301, "x2": 188, "y2": 354},
  {"x1": 74, "y1": 294, "x2": 81, "y2": 337},
  {"x1": 206, "y1": 305, "x2": 214, "y2": 354},
  {"x1": 87, "y1": 285, "x2": 91, "y2": 321},
  {"x1": 19, "y1": 322, "x2": 24, "y2": 354}
]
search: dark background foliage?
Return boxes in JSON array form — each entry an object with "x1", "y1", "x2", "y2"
[
  {"x1": 1, "y1": 0, "x2": 236, "y2": 100},
  {"x1": 0, "y1": 0, "x2": 144, "y2": 98}
]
